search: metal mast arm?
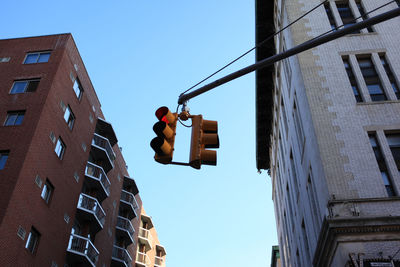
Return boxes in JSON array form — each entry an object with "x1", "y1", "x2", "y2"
[{"x1": 178, "y1": 7, "x2": 400, "y2": 105}]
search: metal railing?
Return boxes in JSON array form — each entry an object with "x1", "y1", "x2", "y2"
[
  {"x1": 77, "y1": 193, "x2": 106, "y2": 227},
  {"x1": 120, "y1": 190, "x2": 139, "y2": 210},
  {"x1": 67, "y1": 234, "x2": 99, "y2": 267},
  {"x1": 85, "y1": 162, "x2": 111, "y2": 196},
  {"x1": 116, "y1": 216, "x2": 135, "y2": 241},
  {"x1": 154, "y1": 256, "x2": 164, "y2": 267},
  {"x1": 139, "y1": 227, "x2": 153, "y2": 245},
  {"x1": 136, "y1": 251, "x2": 150, "y2": 266},
  {"x1": 92, "y1": 133, "x2": 116, "y2": 162},
  {"x1": 112, "y1": 245, "x2": 132, "y2": 264}
]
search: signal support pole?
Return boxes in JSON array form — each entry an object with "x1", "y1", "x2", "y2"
[{"x1": 177, "y1": 7, "x2": 400, "y2": 105}]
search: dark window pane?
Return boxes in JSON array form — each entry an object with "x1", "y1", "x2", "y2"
[
  {"x1": 356, "y1": 2, "x2": 373, "y2": 32},
  {"x1": 386, "y1": 133, "x2": 400, "y2": 170},
  {"x1": 324, "y1": 3, "x2": 336, "y2": 30},
  {"x1": 38, "y1": 53, "x2": 50, "y2": 63},
  {"x1": 25, "y1": 228, "x2": 40, "y2": 253},
  {"x1": 0, "y1": 152, "x2": 9, "y2": 170},
  {"x1": 358, "y1": 57, "x2": 386, "y2": 101},
  {"x1": 73, "y1": 79, "x2": 83, "y2": 99},
  {"x1": 15, "y1": 114, "x2": 24, "y2": 125},
  {"x1": 337, "y1": 3, "x2": 360, "y2": 33},
  {"x1": 26, "y1": 80, "x2": 39, "y2": 92},
  {"x1": 11, "y1": 81, "x2": 27, "y2": 94},
  {"x1": 4, "y1": 114, "x2": 17, "y2": 126},
  {"x1": 41, "y1": 180, "x2": 54, "y2": 204},
  {"x1": 24, "y1": 54, "x2": 39, "y2": 64},
  {"x1": 5, "y1": 111, "x2": 25, "y2": 126},
  {"x1": 343, "y1": 58, "x2": 362, "y2": 102},
  {"x1": 55, "y1": 138, "x2": 65, "y2": 159},
  {"x1": 380, "y1": 55, "x2": 400, "y2": 99}
]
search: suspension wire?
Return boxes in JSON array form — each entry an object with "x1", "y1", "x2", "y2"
[
  {"x1": 390, "y1": 247, "x2": 400, "y2": 260},
  {"x1": 312, "y1": 0, "x2": 396, "y2": 40},
  {"x1": 176, "y1": 0, "x2": 397, "y2": 124},
  {"x1": 179, "y1": 0, "x2": 329, "y2": 97}
]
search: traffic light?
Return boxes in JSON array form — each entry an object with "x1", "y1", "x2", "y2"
[
  {"x1": 189, "y1": 115, "x2": 219, "y2": 169},
  {"x1": 150, "y1": 107, "x2": 177, "y2": 164}
]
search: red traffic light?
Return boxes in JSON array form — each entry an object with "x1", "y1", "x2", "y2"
[{"x1": 150, "y1": 107, "x2": 177, "y2": 164}]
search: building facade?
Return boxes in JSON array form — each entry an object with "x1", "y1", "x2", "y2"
[
  {"x1": 0, "y1": 34, "x2": 165, "y2": 267},
  {"x1": 256, "y1": 0, "x2": 400, "y2": 266}
]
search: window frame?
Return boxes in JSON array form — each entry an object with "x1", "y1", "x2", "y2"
[
  {"x1": 4, "y1": 110, "x2": 25, "y2": 126},
  {"x1": 73, "y1": 78, "x2": 83, "y2": 100},
  {"x1": 25, "y1": 227, "x2": 40, "y2": 254},
  {"x1": 54, "y1": 137, "x2": 66, "y2": 160},
  {"x1": 357, "y1": 55, "x2": 387, "y2": 101},
  {"x1": 369, "y1": 133, "x2": 396, "y2": 197},
  {"x1": 41, "y1": 179, "x2": 54, "y2": 204},
  {"x1": 23, "y1": 51, "x2": 51, "y2": 64},
  {"x1": 10, "y1": 79, "x2": 40, "y2": 94},
  {"x1": 63, "y1": 105, "x2": 75, "y2": 130},
  {"x1": 0, "y1": 151, "x2": 9, "y2": 170}
]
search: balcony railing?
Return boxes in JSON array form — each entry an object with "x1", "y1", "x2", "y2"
[
  {"x1": 139, "y1": 227, "x2": 153, "y2": 249},
  {"x1": 120, "y1": 190, "x2": 138, "y2": 219},
  {"x1": 67, "y1": 234, "x2": 99, "y2": 267},
  {"x1": 77, "y1": 193, "x2": 106, "y2": 228},
  {"x1": 154, "y1": 256, "x2": 164, "y2": 267},
  {"x1": 112, "y1": 245, "x2": 132, "y2": 266},
  {"x1": 91, "y1": 133, "x2": 116, "y2": 172},
  {"x1": 136, "y1": 251, "x2": 150, "y2": 266},
  {"x1": 85, "y1": 162, "x2": 111, "y2": 199},
  {"x1": 116, "y1": 216, "x2": 135, "y2": 243}
]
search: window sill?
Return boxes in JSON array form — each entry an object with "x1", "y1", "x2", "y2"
[
  {"x1": 344, "y1": 31, "x2": 378, "y2": 37},
  {"x1": 356, "y1": 100, "x2": 400, "y2": 105}
]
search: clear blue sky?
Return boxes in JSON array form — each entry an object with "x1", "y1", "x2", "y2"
[{"x1": 1, "y1": 0, "x2": 278, "y2": 266}]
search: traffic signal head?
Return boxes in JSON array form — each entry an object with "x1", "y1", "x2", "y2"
[
  {"x1": 150, "y1": 107, "x2": 177, "y2": 164},
  {"x1": 189, "y1": 115, "x2": 219, "y2": 169}
]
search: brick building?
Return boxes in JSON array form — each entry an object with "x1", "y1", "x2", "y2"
[
  {"x1": 0, "y1": 34, "x2": 165, "y2": 267},
  {"x1": 256, "y1": 0, "x2": 400, "y2": 266}
]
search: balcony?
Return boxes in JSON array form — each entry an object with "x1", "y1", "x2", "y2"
[
  {"x1": 76, "y1": 193, "x2": 106, "y2": 234},
  {"x1": 111, "y1": 245, "x2": 132, "y2": 267},
  {"x1": 138, "y1": 227, "x2": 153, "y2": 250},
  {"x1": 123, "y1": 175, "x2": 139, "y2": 195},
  {"x1": 136, "y1": 251, "x2": 150, "y2": 267},
  {"x1": 115, "y1": 216, "x2": 135, "y2": 245},
  {"x1": 91, "y1": 133, "x2": 116, "y2": 173},
  {"x1": 119, "y1": 190, "x2": 138, "y2": 219},
  {"x1": 85, "y1": 162, "x2": 111, "y2": 202},
  {"x1": 66, "y1": 234, "x2": 99, "y2": 267},
  {"x1": 154, "y1": 256, "x2": 165, "y2": 267}
]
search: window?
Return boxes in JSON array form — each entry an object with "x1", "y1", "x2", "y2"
[
  {"x1": 324, "y1": 2, "x2": 336, "y2": 30},
  {"x1": 10, "y1": 79, "x2": 40, "y2": 94},
  {"x1": 4, "y1": 111, "x2": 25, "y2": 126},
  {"x1": 293, "y1": 100, "x2": 305, "y2": 152},
  {"x1": 369, "y1": 134, "x2": 395, "y2": 196},
  {"x1": 41, "y1": 179, "x2": 54, "y2": 204},
  {"x1": 63, "y1": 106, "x2": 75, "y2": 130},
  {"x1": 380, "y1": 55, "x2": 400, "y2": 99},
  {"x1": 55, "y1": 138, "x2": 66, "y2": 159},
  {"x1": 357, "y1": 56, "x2": 387, "y2": 101},
  {"x1": 73, "y1": 79, "x2": 83, "y2": 100},
  {"x1": 356, "y1": 1, "x2": 373, "y2": 32},
  {"x1": 24, "y1": 52, "x2": 51, "y2": 64},
  {"x1": 343, "y1": 57, "x2": 362, "y2": 102},
  {"x1": 25, "y1": 227, "x2": 40, "y2": 254},
  {"x1": 386, "y1": 133, "x2": 400, "y2": 174},
  {"x1": 0, "y1": 151, "x2": 9, "y2": 170},
  {"x1": 336, "y1": 2, "x2": 359, "y2": 33}
]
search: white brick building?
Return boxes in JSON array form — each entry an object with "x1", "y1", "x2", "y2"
[{"x1": 256, "y1": 0, "x2": 400, "y2": 266}]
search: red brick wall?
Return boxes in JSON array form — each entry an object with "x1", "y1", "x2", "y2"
[{"x1": 0, "y1": 34, "x2": 142, "y2": 267}]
